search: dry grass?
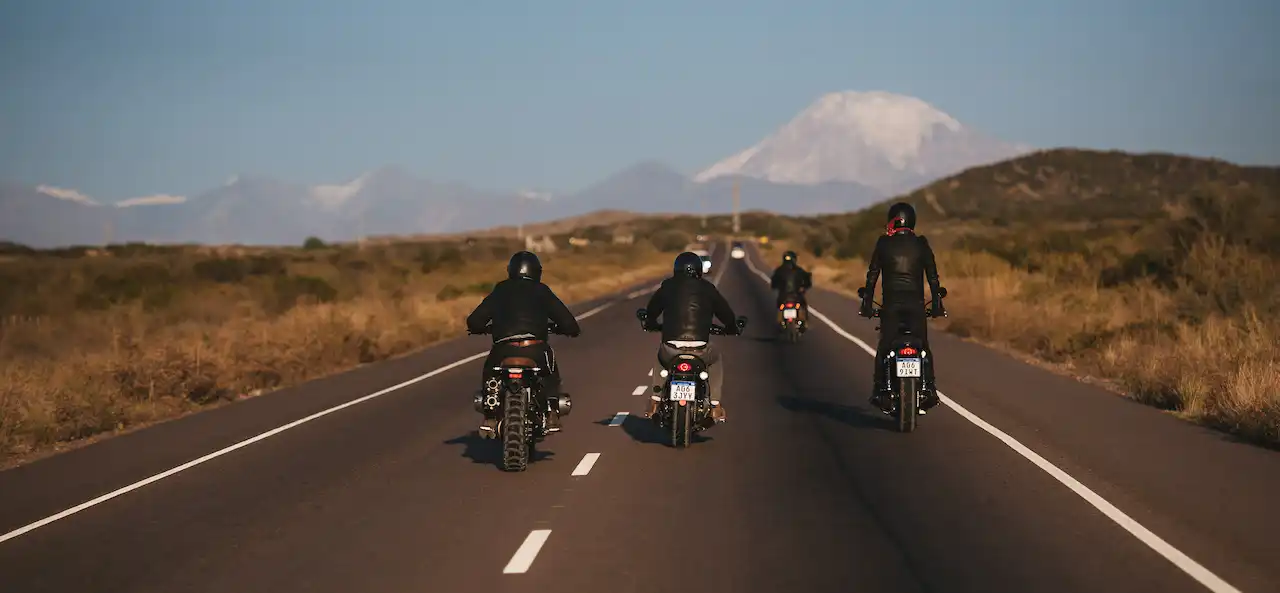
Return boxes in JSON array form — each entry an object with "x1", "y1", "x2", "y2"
[
  {"x1": 0, "y1": 238, "x2": 673, "y2": 464},
  {"x1": 782, "y1": 239, "x2": 1280, "y2": 447},
  {"x1": 739, "y1": 149, "x2": 1280, "y2": 447}
]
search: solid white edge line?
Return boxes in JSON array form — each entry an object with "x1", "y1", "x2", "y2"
[
  {"x1": 609, "y1": 412, "x2": 629, "y2": 426},
  {"x1": 571, "y1": 453, "x2": 600, "y2": 476},
  {"x1": 0, "y1": 284, "x2": 663, "y2": 546},
  {"x1": 739, "y1": 252, "x2": 1243, "y2": 593},
  {"x1": 503, "y1": 529, "x2": 552, "y2": 574},
  {"x1": 631, "y1": 385, "x2": 647, "y2": 396}
]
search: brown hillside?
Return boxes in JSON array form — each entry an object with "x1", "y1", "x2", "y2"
[{"x1": 747, "y1": 149, "x2": 1280, "y2": 447}]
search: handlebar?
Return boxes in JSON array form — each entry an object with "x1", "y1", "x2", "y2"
[
  {"x1": 856, "y1": 286, "x2": 949, "y2": 319},
  {"x1": 635, "y1": 308, "x2": 748, "y2": 335},
  {"x1": 468, "y1": 322, "x2": 566, "y2": 336}
]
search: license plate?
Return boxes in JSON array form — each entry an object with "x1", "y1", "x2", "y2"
[
  {"x1": 669, "y1": 380, "x2": 697, "y2": 401},
  {"x1": 782, "y1": 308, "x2": 798, "y2": 319},
  {"x1": 895, "y1": 358, "x2": 921, "y2": 378}
]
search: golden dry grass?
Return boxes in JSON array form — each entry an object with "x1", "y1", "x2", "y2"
[
  {"x1": 0, "y1": 239, "x2": 672, "y2": 464},
  {"x1": 781, "y1": 238, "x2": 1280, "y2": 446}
]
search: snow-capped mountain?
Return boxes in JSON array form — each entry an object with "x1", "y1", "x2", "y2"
[
  {"x1": 0, "y1": 169, "x2": 555, "y2": 247},
  {"x1": 1, "y1": 90, "x2": 1036, "y2": 247},
  {"x1": 694, "y1": 90, "x2": 1031, "y2": 194}
]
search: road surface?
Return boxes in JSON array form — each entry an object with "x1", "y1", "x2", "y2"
[{"x1": 2, "y1": 243, "x2": 1278, "y2": 593}]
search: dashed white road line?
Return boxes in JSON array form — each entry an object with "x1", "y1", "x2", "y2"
[
  {"x1": 631, "y1": 385, "x2": 647, "y2": 396},
  {"x1": 740, "y1": 251, "x2": 1243, "y2": 593},
  {"x1": 609, "y1": 412, "x2": 629, "y2": 426},
  {"x1": 0, "y1": 283, "x2": 663, "y2": 546},
  {"x1": 571, "y1": 453, "x2": 601, "y2": 476},
  {"x1": 647, "y1": 368, "x2": 653, "y2": 376},
  {"x1": 503, "y1": 529, "x2": 552, "y2": 574}
]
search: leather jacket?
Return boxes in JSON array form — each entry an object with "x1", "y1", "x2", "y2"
[
  {"x1": 864, "y1": 231, "x2": 942, "y2": 307},
  {"x1": 644, "y1": 275, "x2": 739, "y2": 342},
  {"x1": 466, "y1": 278, "x2": 581, "y2": 342},
  {"x1": 771, "y1": 263, "x2": 812, "y2": 300}
]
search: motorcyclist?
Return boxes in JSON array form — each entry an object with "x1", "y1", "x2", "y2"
[
  {"x1": 858, "y1": 202, "x2": 947, "y2": 413},
  {"x1": 466, "y1": 251, "x2": 581, "y2": 437},
  {"x1": 770, "y1": 250, "x2": 812, "y2": 330},
  {"x1": 641, "y1": 251, "x2": 741, "y2": 423}
]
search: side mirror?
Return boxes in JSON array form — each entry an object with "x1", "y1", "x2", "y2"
[
  {"x1": 635, "y1": 308, "x2": 648, "y2": 321},
  {"x1": 856, "y1": 287, "x2": 867, "y2": 299},
  {"x1": 736, "y1": 315, "x2": 748, "y2": 329},
  {"x1": 937, "y1": 287, "x2": 948, "y2": 299}
]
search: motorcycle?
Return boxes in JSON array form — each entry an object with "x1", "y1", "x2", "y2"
[
  {"x1": 635, "y1": 309, "x2": 747, "y2": 448},
  {"x1": 856, "y1": 287, "x2": 948, "y2": 433},
  {"x1": 469, "y1": 323, "x2": 572, "y2": 472}
]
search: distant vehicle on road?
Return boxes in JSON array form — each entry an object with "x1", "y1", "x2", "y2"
[
  {"x1": 730, "y1": 241, "x2": 745, "y2": 259},
  {"x1": 692, "y1": 249, "x2": 712, "y2": 274}
]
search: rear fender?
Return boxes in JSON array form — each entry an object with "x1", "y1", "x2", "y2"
[{"x1": 495, "y1": 365, "x2": 542, "y2": 392}]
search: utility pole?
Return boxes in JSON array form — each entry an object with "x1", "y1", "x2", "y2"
[
  {"x1": 516, "y1": 195, "x2": 525, "y2": 241},
  {"x1": 732, "y1": 180, "x2": 741, "y2": 235},
  {"x1": 700, "y1": 195, "x2": 707, "y2": 229}
]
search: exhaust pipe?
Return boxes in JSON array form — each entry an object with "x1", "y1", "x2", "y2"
[{"x1": 554, "y1": 392, "x2": 573, "y2": 416}]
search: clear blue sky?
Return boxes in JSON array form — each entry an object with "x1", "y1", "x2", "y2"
[{"x1": 1, "y1": 0, "x2": 1276, "y2": 202}]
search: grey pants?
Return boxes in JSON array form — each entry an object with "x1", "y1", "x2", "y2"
[{"x1": 650, "y1": 341, "x2": 724, "y2": 404}]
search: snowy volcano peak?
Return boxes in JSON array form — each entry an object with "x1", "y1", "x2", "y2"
[
  {"x1": 694, "y1": 90, "x2": 1027, "y2": 193},
  {"x1": 803, "y1": 91, "x2": 963, "y2": 166}
]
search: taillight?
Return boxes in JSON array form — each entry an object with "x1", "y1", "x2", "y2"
[
  {"x1": 676, "y1": 362, "x2": 692, "y2": 372},
  {"x1": 898, "y1": 347, "x2": 917, "y2": 356}
]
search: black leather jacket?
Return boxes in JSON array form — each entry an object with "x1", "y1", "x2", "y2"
[
  {"x1": 644, "y1": 275, "x2": 739, "y2": 342},
  {"x1": 770, "y1": 264, "x2": 812, "y2": 299},
  {"x1": 466, "y1": 278, "x2": 581, "y2": 342},
  {"x1": 864, "y1": 231, "x2": 942, "y2": 307}
]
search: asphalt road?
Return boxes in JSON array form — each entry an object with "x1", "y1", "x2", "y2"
[{"x1": 2, "y1": 243, "x2": 1278, "y2": 593}]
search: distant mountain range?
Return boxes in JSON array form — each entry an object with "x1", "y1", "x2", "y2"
[{"x1": 1, "y1": 90, "x2": 1031, "y2": 248}]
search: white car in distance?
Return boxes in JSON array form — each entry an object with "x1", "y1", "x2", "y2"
[
  {"x1": 730, "y1": 241, "x2": 746, "y2": 260},
  {"x1": 692, "y1": 249, "x2": 712, "y2": 274}
]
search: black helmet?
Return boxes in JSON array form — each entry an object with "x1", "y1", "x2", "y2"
[
  {"x1": 673, "y1": 251, "x2": 703, "y2": 279},
  {"x1": 782, "y1": 250, "x2": 798, "y2": 265},
  {"x1": 886, "y1": 202, "x2": 917, "y2": 233},
  {"x1": 507, "y1": 250, "x2": 542, "y2": 282}
]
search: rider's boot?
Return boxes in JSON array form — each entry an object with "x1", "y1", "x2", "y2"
[
  {"x1": 868, "y1": 368, "x2": 892, "y2": 412},
  {"x1": 709, "y1": 400, "x2": 726, "y2": 423},
  {"x1": 645, "y1": 394, "x2": 660, "y2": 420},
  {"x1": 478, "y1": 413, "x2": 500, "y2": 438},
  {"x1": 546, "y1": 390, "x2": 566, "y2": 433},
  {"x1": 921, "y1": 380, "x2": 940, "y2": 414},
  {"x1": 476, "y1": 382, "x2": 501, "y2": 438}
]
